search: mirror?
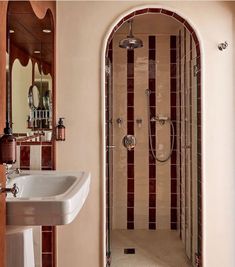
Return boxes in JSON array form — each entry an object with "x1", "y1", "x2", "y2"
[
  {"x1": 28, "y1": 84, "x2": 40, "y2": 110},
  {"x1": 7, "y1": 1, "x2": 54, "y2": 140}
]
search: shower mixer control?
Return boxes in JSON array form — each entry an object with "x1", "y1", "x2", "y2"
[
  {"x1": 151, "y1": 115, "x2": 170, "y2": 125},
  {"x1": 122, "y1": 135, "x2": 136, "y2": 151}
]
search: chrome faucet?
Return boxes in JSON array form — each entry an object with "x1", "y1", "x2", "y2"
[
  {"x1": 5, "y1": 164, "x2": 21, "y2": 182},
  {"x1": 1, "y1": 165, "x2": 20, "y2": 197}
]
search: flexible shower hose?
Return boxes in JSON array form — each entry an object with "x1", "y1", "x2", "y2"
[{"x1": 146, "y1": 90, "x2": 175, "y2": 163}]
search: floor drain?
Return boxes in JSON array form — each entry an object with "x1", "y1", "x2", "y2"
[{"x1": 124, "y1": 248, "x2": 135, "y2": 254}]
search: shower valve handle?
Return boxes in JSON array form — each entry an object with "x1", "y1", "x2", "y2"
[{"x1": 122, "y1": 135, "x2": 136, "y2": 151}]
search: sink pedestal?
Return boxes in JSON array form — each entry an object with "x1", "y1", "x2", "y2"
[{"x1": 6, "y1": 226, "x2": 35, "y2": 267}]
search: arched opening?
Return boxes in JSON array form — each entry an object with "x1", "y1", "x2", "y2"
[{"x1": 103, "y1": 7, "x2": 202, "y2": 267}]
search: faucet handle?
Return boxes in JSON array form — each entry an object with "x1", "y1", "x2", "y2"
[
  {"x1": 0, "y1": 183, "x2": 19, "y2": 197},
  {"x1": 15, "y1": 168, "x2": 21, "y2": 174},
  {"x1": 4, "y1": 164, "x2": 11, "y2": 174},
  {"x1": 4, "y1": 164, "x2": 21, "y2": 176}
]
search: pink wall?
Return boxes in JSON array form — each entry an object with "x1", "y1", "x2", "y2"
[{"x1": 57, "y1": 2, "x2": 235, "y2": 267}]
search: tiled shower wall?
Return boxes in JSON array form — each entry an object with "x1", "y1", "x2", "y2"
[
  {"x1": 111, "y1": 34, "x2": 174, "y2": 230},
  {"x1": 14, "y1": 141, "x2": 55, "y2": 267},
  {"x1": 110, "y1": 24, "x2": 199, "y2": 244}
]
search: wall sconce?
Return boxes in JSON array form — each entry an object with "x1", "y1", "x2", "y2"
[{"x1": 55, "y1": 118, "x2": 65, "y2": 141}]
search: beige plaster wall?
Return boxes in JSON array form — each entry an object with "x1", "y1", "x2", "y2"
[{"x1": 57, "y1": 1, "x2": 235, "y2": 267}]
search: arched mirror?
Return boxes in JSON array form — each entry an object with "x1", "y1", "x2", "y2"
[{"x1": 28, "y1": 84, "x2": 40, "y2": 110}]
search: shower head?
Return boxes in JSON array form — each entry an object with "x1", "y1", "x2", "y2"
[{"x1": 119, "y1": 20, "x2": 143, "y2": 50}]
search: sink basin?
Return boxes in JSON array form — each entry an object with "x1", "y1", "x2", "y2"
[{"x1": 6, "y1": 171, "x2": 91, "y2": 226}]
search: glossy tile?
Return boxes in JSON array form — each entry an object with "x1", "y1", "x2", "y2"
[
  {"x1": 30, "y1": 145, "x2": 42, "y2": 170},
  {"x1": 41, "y1": 146, "x2": 52, "y2": 169},
  {"x1": 42, "y1": 232, "x2": 52, "y2": 253},
  {"x1": 20, "y1": 146, "x2": 30, "y2": 168}
]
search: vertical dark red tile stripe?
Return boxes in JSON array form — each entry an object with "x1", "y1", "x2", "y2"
[
  {"x1": 42, "y1": 254, "x2": 52, "y2": 267},
  {"x1": 40, "y1": 145, "x2": 55, "y2": 267},
  {"x1": 20, "y1": 146, "x2": 30, "y2": 169},
  {"x1": 170, "y1": 35, "x2": 177, "y2": 230},
  {"x1": 41, "y1": 145, "x2": 52, "y2": 170},
  {"x1": 42, "y1": 231, "x2": 52, "y2": 253},
  {"x1": 42, "y1": 226, "x2": 55, "y2": 267},
  {"x1": 127, "y1": 49, "x2": 135, "y2": 229},
  {"x1": 148, "y1": 36, "x2": 156, "y2": 230}
]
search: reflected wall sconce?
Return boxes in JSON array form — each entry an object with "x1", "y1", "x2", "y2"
[{"x1": 55, "y1": 118, "x2": 65, "y2": 141}]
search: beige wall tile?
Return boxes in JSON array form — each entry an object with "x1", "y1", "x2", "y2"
[
  {"x1": 30, "y1": 145, "x2": 42, "y2": 170},
  {"x1": 113, "y1": 207, "x2": 127, "y2": 229}
]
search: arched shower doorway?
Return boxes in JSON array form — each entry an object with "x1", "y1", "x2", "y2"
[{"x1": 102, "y1": 6, "x2": 202, "y2": 267}]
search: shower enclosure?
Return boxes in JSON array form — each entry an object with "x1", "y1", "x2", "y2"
[{"x1": 105, "y1": 9, "x2": 202, "y2": 267}]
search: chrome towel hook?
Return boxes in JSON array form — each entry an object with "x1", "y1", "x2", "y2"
[{"x1": 218, "y1": 41, "x2": 228, "y2": 51}]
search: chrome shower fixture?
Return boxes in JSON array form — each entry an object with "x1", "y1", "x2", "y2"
[
  {"x1": 119, "y1": 20, "x2": 143, "y2": 50},
  {"x1": 151, "y1": 115, "x2": 169, "y2": 125},
  {"x1": 122, "y1": 135, "x2": 136, "y2": 151},
  {"x1": 146, "y1": 90, "x2": 175, "y2": 162},
  {"x1": 218, "y1": 41, "x2": 228, "y2": 51}
]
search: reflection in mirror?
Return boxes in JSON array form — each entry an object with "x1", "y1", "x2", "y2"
[
  {"x1": 28, "y1": 63, "x2": 52, "y2": 130},
  {"x1": 28, "y1": 84, "x2": 40, "y2": 110},
  {"x1": 12, "y1": 60, "x2": 53, "y2": 135},
  {"x1": 12, "y1": 59, "x2": 32, "y2": 133},
  {"x1": 8, "y1": 1, "x2": 54, "y2": 141}
]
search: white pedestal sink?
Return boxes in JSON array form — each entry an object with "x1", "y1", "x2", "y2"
[{"x1": 6, "y1": 171, "x2": 91, "y2": 225}]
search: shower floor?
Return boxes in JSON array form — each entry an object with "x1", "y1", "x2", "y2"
[{"x1": 110, "y1": 229, "x2": 192, "y2": 267}]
